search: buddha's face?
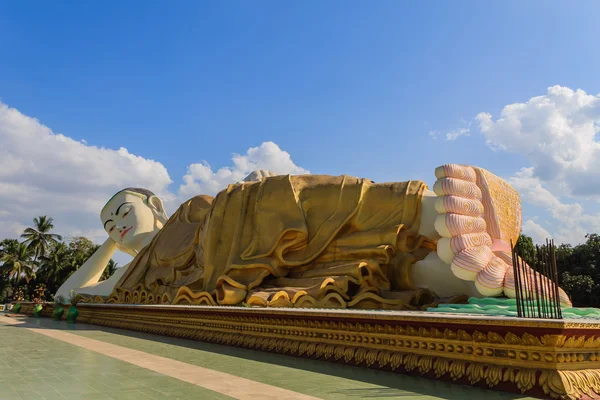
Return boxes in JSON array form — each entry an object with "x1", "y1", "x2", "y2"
[{"x1": 100, "y1": 191, "x2": 162, "y2": 251}]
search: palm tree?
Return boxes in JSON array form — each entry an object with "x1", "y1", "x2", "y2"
[
  {"x1": 0, "y1": 242, "x2": 36, "y2": 284},
  {"x1": 21, "y1": 216, "x2": 63, "y2": 261},
  {"x1": 101, "y1": 260, "x2": 118, "y2": 281},
  {"x1": 0, "y1": 239, "x2": 21, "y2": 301},
  {"x1": 37, "y1": 242, "x2": 69, "y2": 293},
  {"x1": 0, "y1": 239, "x2": 19, "y2": 257}
]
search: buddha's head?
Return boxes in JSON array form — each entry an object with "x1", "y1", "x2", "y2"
[{"x1": 100, "y1": 188, "x2": 168, "y2": 252}]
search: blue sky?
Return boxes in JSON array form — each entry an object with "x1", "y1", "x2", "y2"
[{"x1": 1, "y1": 1, "x2": 600, "y2": 258}]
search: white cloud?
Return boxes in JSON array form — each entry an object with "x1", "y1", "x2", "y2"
[
  {"x1": 445, "y1": 127, "x2": 470, "y2": 141},
  {"x1": 453, "y1": 85, "x2": 600, "y2": 246},
  {"x1": 471, "y1": 84, "x2": 600, "y2": 245},
  {"x1": 0, "y1": 101, "x2": 175, "y2": 244},
  {"x1": 179, "y1": 141, "x2": 309, "y2": 197},
  {"x1": 522, "y1": 218, "x2": 592, "y2": 250},
  {"x1": 508, "y1": 167, "x2": 600, "y2": 245},
  {"x1": 508, "y1": 168, "x2": 584, "y2": 223},
  {"x1": 429, "y1": 127, "x2": 470, "y2": 141},
  {"x1": 0, "y1": 100, "x2": 309, "y2": 261},
  {"x1": 476, "y1": 85, "x2": 600, "y2": 197},
  {"x1": 521, "y1": 220, "x2": 552, "y2": 244}
]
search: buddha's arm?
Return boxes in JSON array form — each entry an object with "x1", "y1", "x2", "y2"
[
  {"x1": 55, "y1": 238, "x2": 117, "y2": 299},
  {"x1": 77, "y1": 261, "x2": 132, "y2": 297}
]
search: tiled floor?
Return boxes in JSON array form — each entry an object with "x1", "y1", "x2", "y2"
[
  {"x1": 1, "y1": 314, "x2": 536, "y2": 400},
  {"x1": 0, "y1": 318, "x2": 230, "y2": 400}
]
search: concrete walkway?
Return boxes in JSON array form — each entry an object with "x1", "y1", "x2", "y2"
[{"x1": 1, "y1": 314, "x2": 535, "y2": 400}]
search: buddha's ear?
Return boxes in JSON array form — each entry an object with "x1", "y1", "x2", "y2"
[
  {"x1": 148, "y1": 195, "x2": 168, "y2": 224},
  {"x1": 148, "y1": 195, "x2": 165, "y2": 214}
]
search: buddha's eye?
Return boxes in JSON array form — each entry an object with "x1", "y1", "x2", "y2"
[
  {"x1": 109, "y1": 226, "x2": 114, "y2": 232},
  {"x1": 123, "y1": 210, "x2": 130, "y2": 217}
]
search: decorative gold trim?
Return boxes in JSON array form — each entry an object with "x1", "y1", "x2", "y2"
[
  {"x1": 76, "y1": 303, "x2": 600, "y2": 330},
  {"x1": 173, "y1": 287, "x2": 217, "y2": 306},
  {"x1": 16, "y1": 302, "x2": 600, "y2": 399},
  {"x1": 102, "y1": 285, "x2": 442, "y2": 310}
]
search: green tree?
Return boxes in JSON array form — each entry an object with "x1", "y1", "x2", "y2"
[
  {"x1": 0, "y1": 239, "x2": 20, "y2": 302},
  {"x1": 21, "y1": 216, "x2": 62, "y2": 261},
  {"x1": 2, "y1": 223, "x2": 119, "y2": 301},
  {"x1": 101, "y1": 260, "x2": 118, "y2": 281},
  {"x1": 37, "y1": 242, "x2": 70, "y2": 295},
  {"x1": 515, "y1": 233, "x2": 536, "y2": 257},
  {"x1": 67, "y1": 237, "x2": 96, "y2": 264},
  {"x1": 0, "y1": 239, "x2": 19, "y2": 257},
  {"x1": 0, "y1": 242, "x2": 36, "y2": 285},
  {"x1": 0, "y1": 266, "x2": 10, "y2": 303},
  {"x1": 548, "y1": 234, "x2": 600, "y2": 308},
  {"x1": 513, "y1": 233, "x2": 593, "y2": 306},
  {"x1": 38, "y1": 236, "x2": 116, "y2": 293},
  {"x1": 560, "y1": 272, "x2": 596, "y2": 307},
  {"x1": 555, "y1": 243, "x2": 573, "y2": 273}
]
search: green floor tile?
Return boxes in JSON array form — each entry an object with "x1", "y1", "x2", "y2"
[
  {"x1": 0, "y1": 316, "x2": 233, "y2": 400},
  {"x1": 1, "y1": 314, "x2": 537, "y2": 400},
  {"x1": 64, "y1": 325, "x2": 535, "y2": 400}
]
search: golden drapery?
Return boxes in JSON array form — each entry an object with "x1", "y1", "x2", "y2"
[{"x1": 109, "y1": 175, "x2": 439, "y2": 309}]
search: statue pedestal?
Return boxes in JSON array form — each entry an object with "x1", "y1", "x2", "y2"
[{"x1": 19, "y1": 302, "x2": 600, "y2": 399}]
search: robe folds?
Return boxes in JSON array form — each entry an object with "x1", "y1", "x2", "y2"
[{"x1": 110, "y1": 175, "x2": 439, "y2": 309}]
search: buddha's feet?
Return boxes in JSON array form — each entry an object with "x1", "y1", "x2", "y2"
[{"x1": 430, "y1": 164, "x2": 572, "y2": 306}]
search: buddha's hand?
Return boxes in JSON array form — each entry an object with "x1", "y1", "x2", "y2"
[
  {"x1": 107, "y1": 237, "x2": 133, "y2": 256},
  {"x1": 431, "y1": 164, "x2": 571, "y2": 306},
  {"x1": 113, "y1": 239, "x2": 126, "y2": 253}
]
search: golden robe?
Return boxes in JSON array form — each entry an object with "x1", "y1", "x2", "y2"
[{"x1": 109, "y1": 175, "x2": 439, "y2": 309}]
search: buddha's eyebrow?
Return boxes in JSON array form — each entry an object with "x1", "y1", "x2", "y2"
[
  {"x1": 115, "y1": 202, "x2": 132, "y2": 216},
  {"x1": 103, "y1": 219, "x2": 114, "y2": 229}
]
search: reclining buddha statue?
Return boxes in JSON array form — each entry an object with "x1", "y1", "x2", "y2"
[{"x1": 56, "y1": 164, "x2": 572, "y2": 309}]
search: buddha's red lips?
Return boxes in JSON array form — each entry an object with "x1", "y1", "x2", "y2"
[{"x1": 120, "y1": 227, "x2": 133, "y2": 239}]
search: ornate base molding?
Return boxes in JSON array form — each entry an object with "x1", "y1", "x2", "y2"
[{"x1": 16, "y1": 302, "x2": 600, "y2": 399}]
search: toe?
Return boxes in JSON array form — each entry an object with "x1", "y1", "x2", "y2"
[
  {"x1": 433, "y1": 177, "x2": 482, "y2": 200},
  {"x1": 474, "y1": 257, "x2": 506, "y2": 296},
  {"x1": 450, "y1": 246, "x2": 494, "y2": 281},
  {"x1": 435, "y1": 195, "x2": 484, "y2": 217},
  {"x1": 435, "y1": 164, "x2": 477, "y2": 182},
  {"x1": 437, "y1": 232, "x2": 493, "y2": 263},
  {"x1": 434, "y1": 214, "x2": 487, "y2": 237}
]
